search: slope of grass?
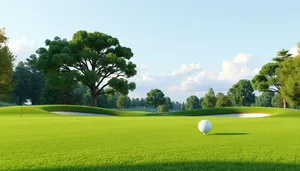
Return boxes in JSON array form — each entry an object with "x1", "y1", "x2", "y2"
[
  {"x1": 0, "y1": 105, "x2": 150, "y2": 117},
  {"x1": 154, "y1": 107, "x2": 300, "y2": 117},
  {"x1": 2, "y1": 105, "x2": 300, "y2": 118}
]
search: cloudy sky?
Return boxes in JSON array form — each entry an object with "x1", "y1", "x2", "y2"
[{"x1": 2, "y1": 0, "x2": 300, "y2": 102}]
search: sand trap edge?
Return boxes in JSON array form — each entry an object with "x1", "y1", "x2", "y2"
[
  {"x1": 51, "y1": 111, "x2": 113, "y2": 116},
  {"x1": 206, "y1": 113, "x2": 270, "y2": 118}
]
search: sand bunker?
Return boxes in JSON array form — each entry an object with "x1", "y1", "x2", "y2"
[
  {"x1": 52, "y1": 111, "x2": 112, "y2": 116},
  {"x1": 208, "y1": 113, "x2": 270, "y2": 118}
]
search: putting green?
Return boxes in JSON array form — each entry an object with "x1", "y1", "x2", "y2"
[{"x1": 0, "y1": 105, "x2": 300, "y2": 171}]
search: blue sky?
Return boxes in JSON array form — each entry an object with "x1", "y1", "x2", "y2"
[{"x1": 2, "y1": 0, "x2": 300, "y2": 102}]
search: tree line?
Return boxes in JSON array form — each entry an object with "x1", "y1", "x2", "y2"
[
  {"x1": 1, "y1": 28, "x2": 300, "y2": 111},
  {"x1": 144, "y1": 49, "x2": 300, "y2": 111}
]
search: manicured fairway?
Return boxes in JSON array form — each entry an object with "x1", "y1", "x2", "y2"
[{"x1": 1, "y1": 106, "x2": 300, "y2": 170}]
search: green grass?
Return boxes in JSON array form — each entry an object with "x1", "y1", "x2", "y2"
[{"x1": 1, "y1": 105, "x2": 300, "y2": 170}]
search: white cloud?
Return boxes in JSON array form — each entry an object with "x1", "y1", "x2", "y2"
[
  {"x1": 289, "y1": 47, "x2": 299, "y2": 57},
  {"x1": 167, "y1": 53, "x2": 259, "y2": 98},
  {"x1": 128, "y1": 53, "x2": 260, "y2": 102},
  {"x1": 7, "y1": 38, "x2": 36, "y2": 63},
  {"x1": 218, "y1": 53, "x2": 259, "y2": 82},
  {"x1": 171, "y1": 63, "x2": 201, "y2": 76},
  {"x1": 142, "y1": 74, "x2": 153, "y2": 81}
]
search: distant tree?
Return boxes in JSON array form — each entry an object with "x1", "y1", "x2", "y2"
[
  {"x1": 199, "y1": 97, "x2": 204, "y2": 108},
  {"x1": 278, "y1": 55, "x2": 300, "y2": 107},
  {"x1": 98, "y1": 91, "x2": 109, "y2": 108},
  {"x1": 185, "y1": 95, "x2": 200, "y2": 110},
  {"x1": 146, "y1": 89, "x2": 165, "y2": 112},
  {"x1": 125, "y1": 96, "x2": 131, "y2": 108},
  {"x1": 56, "y1": 86, "x2": 76, "y2": 104},
  {"x1": 107, "y1": 91, "x2": 120, "y2": 108},
  {"x1": 272, "y1": 93, "x2": 284, "y2": 108},
  {"x1": 251, "y1": 49, "x2": 292, "y2": 108},
  {"x1": 11, "y1": 62, "x2": 30, "y2": 105},
  {"x1": 202, "y1": 88, "x2": 217, "y2": 108},
  {"x1": 228, "y1": 79, "x2": 255, "y2": 106},
  {"x1": 117, "y1": 95, "x2": 127, "y2": 110},
  {"x1": 25, "y1": 55, "x2": 45, "y2": 105},
  {"x1": 35, "y1": 30, "x2": 137, "y2": 106},
  {"x1": 158, "y1": 104, "x2": 168, "y2": 112},
  {"x1": 181, "y1": 102, "x2": 186, "y2": 111},
  {"x1": 140, "y1": 98, "x2": 147, "y2": 108},
  {"x1": 41, "y1": 81, "x2": 60, "y2": 104},
  {"x1": 131, "y1": 98, "x2": 137, "y2": 107},
  {"x1": 165, "y1": 97, "x2": 173, "y2": 110},
  {"x1": 216, "y1": 92, "x2": 231, "y2": 107},
  {"x1": 255, "y1": 92, "x2": 274, "y2": 107},
  {"x1": 0, "y1": 28, "x2": 14, "y2": 101},
  {"x1": 135, "y1": 98, "x2": 140, "y2": 107},
  {"x1": 73, "y1": 83, "x2": 88, "y2": 105}
]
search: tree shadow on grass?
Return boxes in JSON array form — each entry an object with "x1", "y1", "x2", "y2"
[
  {"x1": 210, "y1": 132, "x2": 249, "y2": 136},
  {"x1": 16, "y1": 161, "x2": 300, "y2": 171}
]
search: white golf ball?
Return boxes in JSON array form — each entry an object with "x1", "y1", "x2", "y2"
[{"x1": 198, "y1": 120, "x2": 212, "y2": 135}]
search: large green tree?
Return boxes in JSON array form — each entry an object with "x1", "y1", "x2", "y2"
[
  {"x1": 185, "y1": 95, "x2": 200, "y2": 110},
  {"x1": 146, "y1": 89, "x2": 165, "y2": 112},
  {"x1": 202, "y1": 88, "x2": 217, "y2": 108},
  {"x1": 228, "y1": 79, "x2": 255, "y2": 106},
  {"x1": 216, "y1": 92, "x2": 231, "y2": 107},
  {"x1": 278, "y1": 55, "x2": 300, "y2": 107},
  {"x1": 0, "y1": 28, "x2": 14, "y2": 101},
  {"x1": 251, "y1": 49, "x2": 292, "y2": 108},
  {"x1": 36, "y1": 30, "x2": 137, "y2": 106}
]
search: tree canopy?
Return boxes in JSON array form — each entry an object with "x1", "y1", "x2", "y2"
[
  {"x1": 255, "y1": 92, "x2": 274, "y2": 107},
  {"x1": 185, "y1": 95, "x2": 200, "y2": 110},
  {"x1": 35, "y1": 30, "x2": 137, "y2": 106},
  {"x1": 11, "y1": 62, "x2": 31, "y2": 104},
  {"x1": 278, "y1": 56, "x2": 300, "y2": 107},
  {"x1": 146, "y1": 89, "x2": 165, "y2": 112},
  {"x1": 117, "y1": 95, "x2": 127, "y2": 110},
  {"x1": 228, "y1": 79, "x2": 255, "y2": 106},
  {"x1": 165, "y1": 97, "x2": 173, "y2": 110},
  {"x1": 0, "y1": 28, "x2": 14, "y2": 101},
  {"x1": 216, "y1": 92, "x2": 231, "y2": 107},
  {"x1": 272, "y1": 93, "x2": 284, "y2": 108},
  {"x1": 251, "y1": 49, "x2": 292, "y2": 108},
  {"x1": 202, "y1": 88, "x2": 216, "y2": 108}
]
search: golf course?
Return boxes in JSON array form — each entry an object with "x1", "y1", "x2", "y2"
[
  {"x1": 1, "y1": 105, "x2": 300, "y2": 171},
  {"x1": 2, "y1": 1, "x2": 300, "y2": 170}
]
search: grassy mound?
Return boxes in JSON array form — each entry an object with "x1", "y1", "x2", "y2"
[
  {"x1": 0, "y1": 105, "x2": 150, "y2": 117},
  {"x1": 154, "y1": 107, "x2": 300, "y2": 117}
]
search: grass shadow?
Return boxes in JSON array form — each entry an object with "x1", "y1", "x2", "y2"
[
  {"x1": 211, "y1": 132, "x2": 249, "y2": 136},
  {"x1": 15, "y1": 161, "x2": 300, "y2": 171}
]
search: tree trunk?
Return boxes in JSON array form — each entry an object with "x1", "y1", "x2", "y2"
[
  {"x1": 91, "y1": 87, "x2": 97, "y2": 107},
  {"x1": 283, "y1": 99, "x2": 286, "y2": 109}
]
